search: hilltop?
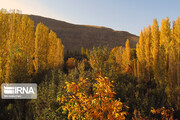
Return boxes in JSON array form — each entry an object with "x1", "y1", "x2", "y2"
[{"x1": 29, "y1": 15, "x2": 139, "y2": 52}]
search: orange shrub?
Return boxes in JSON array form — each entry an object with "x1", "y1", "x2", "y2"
[
  {"x1": 151, "y1": 107, "x2": 174, "y2": 119},
  {"x1": 58, "y1": 76, "x2": 128, "y2": 120},
  {"x1": 66, "y1": 57, "x2": 77, "y2": 70}
]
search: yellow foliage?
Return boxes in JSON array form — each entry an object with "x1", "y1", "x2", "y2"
[
  {"x1": 151, "y1": 107, "x2": 174, "y2": 119},
  {"x1": 58, "y1": 76, "x2": 128, "y2": 120},
  {"x1": 122, "y1": 39, "x2": 131, "y2": 72},
  {"x1": 0, "y1": 9, "x2": 64, "y2": 83}
]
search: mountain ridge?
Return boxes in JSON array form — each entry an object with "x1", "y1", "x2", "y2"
[{"x1": 28, "y1": 15, "x2": 139, "y2": 52}]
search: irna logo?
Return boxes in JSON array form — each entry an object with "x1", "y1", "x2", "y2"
[
  {"x1": 1, "y1": 83, "x2": 37, "y2": 99},
  {"x1": 4, "y1": 86, "x2": 35, "y2": 94}
]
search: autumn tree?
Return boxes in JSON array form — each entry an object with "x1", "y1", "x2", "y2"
[
  {"x1": 173, "y1": 17, "x2": 180, "y2": 90},
  {"x1": 136, "y1": 43, "x2": 141, "y2": 79},
  {"x1": 47, "y1": 30, "x2": 58, "y2": 68},
  {"x1": 136, "y1": 17, "x2": 180, "y2": 111},
  {"x1": 160, "y1": 17, "x2": 171, "y2": 48},
  {"x1": 151, "y1": 19, "x2": 160, "y2": 82},
  {"x1": 34, "y1": 23, "x2": 49, "y2": 73},
  {"x1": 167, "y1": 17, "x2": 180, "y2": 110},
  {"x1": 81, "y1": 46, "x2": 85, "y2": 55},
  {"x1": 0, "y1": 9, "x2": 64, "y2": 82},
  {"x1": 0, "y1": 9, "x2": 65, "y2": 119},
  {"x1": 122, "y1": 39, "x2": 131, "y2": 73},
  {"x1": 88, "y1": 47, "x2": 109, "y2": 73},
  {"x1": 174, "y1": 17, "x2": 180, "y2": 110},
  {"x1": 111, "y1": 46, "x2": 124, "y2": 71},
  {"x1": 5, "y1": 10, "x2": 22, "y2": 83},
  {"x1": 66, "y1": 57, "x2": 77, "y2": 70},
  {"x1": 58, "y1": 76, "x2": 127, "y2": 120},
  {"x1": 159, "y1": 17, "x2": 171, "y2": 83},
  {"x1": 56, "y1": 38, "x2": 64, "y2": 68},
  {"x1": 144, "y1": 25, "x2": 152, "y2": 81},
  {"x1": 19, "y1": 15, "x2": 35, "y2": 75},
  {"x1": 0, "y1": 9, "x2": 9, "y2": 83},
  {"x1": 166, "y1": 46, "x2": 177, "y2": 108},
  {"x1": 136, "y1": 30, "x2": 146, "y2": 78}
]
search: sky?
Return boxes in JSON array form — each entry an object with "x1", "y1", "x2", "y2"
[{"x1": 0, "y1": 0, "x2": 179, "y2": 35}]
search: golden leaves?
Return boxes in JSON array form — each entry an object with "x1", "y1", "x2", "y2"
[
  {"x1": 58, "y1": 76, "x2": 128, "y2": 120},
  {"x1": 151, "y1": 107, "x2": 174, "y2": 119}
]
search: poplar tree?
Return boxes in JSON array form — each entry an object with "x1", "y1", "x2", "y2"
[
  {"x1": 0, "y1": 9, "x2": 64, "y2": 84},
  {"x1": 113, "y1": 46, "x2": 123, "y2": 70},
  {"x1": 126, "y1": 39, "x2": 131, "y2": 63},
  {"x1": 151, "y1": 19, "x2": 160, "y2": 82},
  {"x1": 138, "y1": 30, "x2": 145, "y2": 62},
  {"x1": 160, "y1": 17, "x2": 171, "y2": 48},
  {"x1": 20, "y1": 15, "x2": 35, "y2": 75},
  {"x1": 173, "y1": 17, "x2": 180, "y2": 110},
  {"x1": 56, "y1": 38, "x2": 64, "y2": 68},
  {"x1": 166, "y1": 46, "x2": 177, "y2": 108},
  {"x1": 47, "y1": 30, "x2": 64, "y2": 69},
  {"x1": 122, "y1": 39, "x2": 131, "y2": 72},
  {"x1": 34, "y1": 23, "x2": 49, "y2": 73},
  {"x1": 160, "y1": 17, "x2": 171, "y2": 81},
  {"x1": 47, "y1": 30, "x2": 58, "y2": 68},
  {"x1": 174, "y1": 17, "x2": 180, "y2": 87},
  {"x1": 0, "y1": 9, "x2": 9, "y2": 82},
  {"x1": 136, "y1": 43, "x2": 140, "y2": 78},
  {"x1": 5, "y1": 10, "x2": 22, "y2": 82},
  {"x1": 145, "y1": 25, "x2": 151, "y2": 80},
  {"x1": 81, "y1": 46, "x2": 85, "y2": 55}
]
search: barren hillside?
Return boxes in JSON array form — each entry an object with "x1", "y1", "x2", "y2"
[{"x1": 29, "y1": 15, "x2": 139, "y2": 52}]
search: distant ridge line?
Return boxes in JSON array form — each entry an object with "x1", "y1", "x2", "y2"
[{"x1": 28, "y1": 15, "x2": 139, "y2": 51}]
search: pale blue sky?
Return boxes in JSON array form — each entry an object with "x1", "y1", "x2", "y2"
[{"x1": 0, "y1": 0, "x2": 179, "y2": 35}]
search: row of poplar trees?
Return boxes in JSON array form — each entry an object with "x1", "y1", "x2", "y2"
[
  {"x1": 136, "y1": 17, "x2": 179, "y2": 110},
  {"x1": 113, "y1": 17, "x2": 179, "y2": 111},
  {"x1": 0, "y1": 9, "x2": 64, "y2": 84}
]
